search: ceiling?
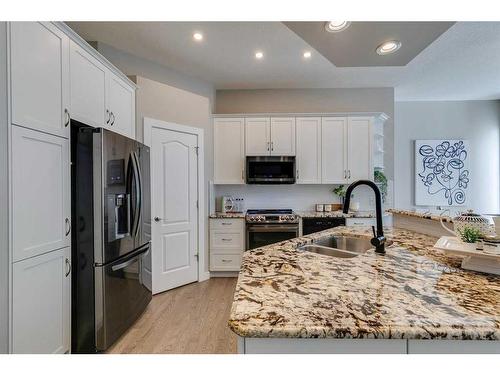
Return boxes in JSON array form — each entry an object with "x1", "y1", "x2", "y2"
[
  {"x1": 66, "y1": 21, "x2": 500, "y2": 101},
  {"x1": 284, "y1": 22, "x2": 454, "y2": 67}
]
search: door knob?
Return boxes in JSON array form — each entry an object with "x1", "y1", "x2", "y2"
[{"x1": 154, "y1": 217, "x2": 162, "y2": 222}]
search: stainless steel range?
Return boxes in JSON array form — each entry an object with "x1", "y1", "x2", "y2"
[{"x1": 246, "y1": 209, "x2": 299, "y2": 250}]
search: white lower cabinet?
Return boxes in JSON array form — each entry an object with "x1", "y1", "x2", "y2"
[
  {"x1": 12, "y1": 247, "x2": 71, "y2": 354},
  {"x1": 209, "y1": 218, "x2": 245, "y2": 272}
]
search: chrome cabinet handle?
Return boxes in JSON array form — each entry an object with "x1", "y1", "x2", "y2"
[
  {"x1": 64, "y1": 108, "x2": 70, "y2": 127},
  {"x1": 110, "y1": 112, "x2": 115, "y2": 126},
  {"x1": 106, "y1": 109, "x2": 111, "y2": 124},
  {"x1": 65, "y1": 258, "x2": 71, "y2": 277},
  {"x1": 154, "y1": 216, "x2": 162, "y2": 222},
  {"x1": 296, "y1": 169, "x2": 299, "y2": 180},
  {"x1": 221, "y1": 222, "x2": 232, "y2": 226},
  {"x1": 241, "y1": 169, "x2": 244, "y2": 180},
  {"x1": 65, "y1": 218, "x2": 71, "y2": 236},
  {"x1": 221, "y1": 259, "x2": 232, "y2": 263},
  {"x1": 221, "y1": 238, "x2": 232, "y2": 241},
  {"x1": 266, "y1": 142, "x2": 270, "y2": 151},
  {"x1": 271, "y1": 141, "x2": 274, "y2": 151},
  {"x1": 348, "y1": 170, "x2": 351, "y2": 179}
]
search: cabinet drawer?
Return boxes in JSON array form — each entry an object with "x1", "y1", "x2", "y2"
[
  {"x1": 210, "y1": 218, "x2": 244, "y2": 231},
  {"x1": 210, "y1": 231, "x2": 243, "y2": 249},
  {"x1": 210, "y1": 254, "x2": 242, "y2": 271},
  {"x1": 345, "y1": 218, "x2": 376, "y2": 227}
]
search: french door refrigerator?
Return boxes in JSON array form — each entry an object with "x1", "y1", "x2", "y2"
[{"x1": 71, "y1": 121, "x2": 152, "y2": 353}]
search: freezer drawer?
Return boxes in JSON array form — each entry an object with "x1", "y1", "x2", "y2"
[{"x1": 94, "y1": 243, "x2": 151, "y2": 351}]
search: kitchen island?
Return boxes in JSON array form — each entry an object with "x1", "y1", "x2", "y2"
[{"x1": 228, "y1": 226, "x2": 500, "y2": 353}]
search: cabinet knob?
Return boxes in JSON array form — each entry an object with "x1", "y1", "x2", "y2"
[{"x1": 154, "y1": 217, "x2": 162, "y2": 222}]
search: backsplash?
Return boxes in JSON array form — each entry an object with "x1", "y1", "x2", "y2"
[{"x1": 213, "y1": 184, "x2": 379, "y2": 212}]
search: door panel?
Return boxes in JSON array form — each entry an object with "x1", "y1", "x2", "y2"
[
  {"x1": 270, "y1": 117, "x2": 296, "y2": 156},
  {"x1": 213, "y1": 118, "x2": 245, "y2": 184},
  {"x1": 70, "y1": 41, "x2": 107, "y2": 127},
  {"x1": 12, "y1": 247, "x2": 70, "y2": 354},
  {"x1": 296, "y1": 117, "x2": 321, "y2": 184},
  {"x1": 107, "y1": 73, "x2": 135, "y2": 138},
  {"x1": 10, "y1": 22, "x2": 69, "y2": 138},
  {"x1": 348, "y1": 117, "x2": 373, "y2": 181},
  {"x1": 151, "y1": 127, "x2": 198, "y2": 293},
  {"x1": 245, "y1": 117, "x2": 270, "y2": 156},
  {"x1": 321, "y1": 117, "x2": 348, "y2": 184},
  {"x1": 12, "y1": 126, "x2": 70, "y2": 262}
]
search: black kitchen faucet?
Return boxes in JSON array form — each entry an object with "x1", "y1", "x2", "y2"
[{"x1": 343, "y1": 180, "x2": 386, "y2": 254}]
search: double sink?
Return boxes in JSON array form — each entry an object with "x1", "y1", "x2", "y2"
[{"x1": 299, "y1": 235, "x2": 392, "y2": 258}]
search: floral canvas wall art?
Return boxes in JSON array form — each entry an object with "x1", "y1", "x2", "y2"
[{"x1": 415, "y1": 140, "x2": 470, "y2": 206}]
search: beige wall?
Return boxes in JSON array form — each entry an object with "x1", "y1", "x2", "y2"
[{"x1": 131, "y1": 76, "x2": 212, "y2": 275}]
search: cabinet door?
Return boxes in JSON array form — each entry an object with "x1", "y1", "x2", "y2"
[
  {"x1": 347, "y1": 117, "x2": 373, "y2": 181},
  {"x1": 12, "y1": 126, "x2": 70, "y2": 262},
  {"x1": 245, "y1": 118, "x2": 270, "y2": 155},
  {"x1": 214, "y1": 118, "x2": 245, "y2": 184},
  {"x1": 107, "y1": 72, "x2": 136, "y2": 138},
  {"x1": 270, "y1": 117, "x2": 295, "y2": 156},
  {"x1": 69, "y1": 40, "x2": 107, "y2": 127},
  {"x1": 296, "y1": 117, "x2": 321, "y2": 184},
  {"x1": 12, "y1": 247, "x2": 71, "y2": 354},
  {"x1": 321, "y1": 117, "x2": 348, "y2": 184},
  {"x1": 10, "y1": 22, "x2": 70, "y2": 138}
]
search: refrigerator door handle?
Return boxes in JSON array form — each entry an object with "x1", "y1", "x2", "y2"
[
  {"x1": 110, "y1": 243, "x2": 149, "y2": 271},
  {"x1": 128, "y1": 151, "x2": 141, "y2": 238},
  {"x1": 132, "y1": 151, "x2": 143, "y2": 237}
]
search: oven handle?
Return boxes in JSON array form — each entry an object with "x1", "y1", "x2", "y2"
[{"x1": 247, "y1": 225, "x2": 299, "y2": 232}]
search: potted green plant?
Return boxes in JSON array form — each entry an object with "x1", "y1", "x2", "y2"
[
  {"x1": 374, "y1": 170, "x2": 388, "y2": 203},
  {"x1": 457, "y1": 226, "x2": 481, "y2": 251}
]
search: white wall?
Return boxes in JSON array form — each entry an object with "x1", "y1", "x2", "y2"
[
  {"x1": 395, "y1": 100, "x2": 500, "y2": 215},
  {"x1": 0, "y1": 22, "x2": 9, "y2": 354}
]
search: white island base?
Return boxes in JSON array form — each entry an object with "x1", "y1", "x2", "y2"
[{"x1": 237, "y1": 337, "x2": 500, "y2": 354}]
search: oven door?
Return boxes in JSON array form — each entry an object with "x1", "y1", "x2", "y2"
[
  {"x1": 246, "y1": 156, "x2": 296, "y2": 184},
  {"x1": 246, "y1": 224, "x2": 299, "y2": 250}
]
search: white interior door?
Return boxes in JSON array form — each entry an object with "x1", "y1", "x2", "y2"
[{"x1": 151, "y1": 127, "x2": 199, "y2": 293}]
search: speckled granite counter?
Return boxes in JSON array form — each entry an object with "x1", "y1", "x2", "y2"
[
  {"x1": 209, "y1": 212, "x2": 246, "y2": 219},
  {"x1": 228, "y1": 226, "x2": 500, "y2": 340},
  {"x1": 297, "y1": 210, "x2": 377, "y2": 219},
  {"x1": 387, "y1": 208, "x2": 453, "y2": 223}
]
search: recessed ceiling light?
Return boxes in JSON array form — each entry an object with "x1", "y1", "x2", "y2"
[
  {"x1": 255, "y1": 51, "x2": 264, "y2": 59},
  {"x1": 376, "y1": 40, "x2": 402, "y2": 55},
  {"x1": 325, "y1": 21, "x2": 351, "y2": 33},
  {"x1": 303, "y1": 51, "x2": 312, "y2": 59},
  {"x1": 193, "y1": 32, "x2": 203, "y2": 41}
]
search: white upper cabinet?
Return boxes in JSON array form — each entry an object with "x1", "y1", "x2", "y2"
[
  {"x1": 11, "y1": 126, "x2": 70, "y2": 262},
  {"x1": 347, "y1": 117, "x2": 373, "y2": 181},
  {"x1": 296, "y1": 117, "x2": 321, "y2": 184},
  {"x1": 214, "y1": 118, "x2": 245, "y2": 184},
  {"x1": 10, "y1": 22, "x2": 70, "y2": 138},
  {"x1": 245, "y1": 117, "x2": 270, "y2": 155},
  {"x1": 69, "y1": 40, "x2": 107, "y2": 128},
  {"x1": 270, "y1": 117, "x2": 296, "y2": 156},
  {"x1": 321, "y1": 117, "x2": 348, "y2": 184},
  {"x1": 12, "y1": 247, "x2": 71, "y2": 354},
  {"x1": 107, "y1": 72, "x2": 136, "y2": 138}
]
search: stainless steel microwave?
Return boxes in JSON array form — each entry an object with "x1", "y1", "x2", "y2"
[{"x1": 246, "y1": 156, "x2": 296, "y2": 184}]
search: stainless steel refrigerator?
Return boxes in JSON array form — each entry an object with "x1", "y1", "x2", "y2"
[{"x1": 71, "y1": 121, "x2": 152, "y2": 353}]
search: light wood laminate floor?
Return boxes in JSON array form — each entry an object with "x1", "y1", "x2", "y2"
[{"x1": 107, "y1": 277, "x2": 238, "y2": 354}]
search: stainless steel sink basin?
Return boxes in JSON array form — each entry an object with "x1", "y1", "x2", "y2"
[
  {"x1": 299, "y1": 245, "x2": 359, "y2": 258},
  {"x1": 298, "y1": 235, "x2": 393, "y2": 258}
]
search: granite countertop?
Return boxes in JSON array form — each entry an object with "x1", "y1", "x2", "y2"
[
  {"x1": 209, "y1": 212, "x2": 246, "y2": 219},
  {"x1": 228, "y1": 226, "x2": 500, "y2": 340},
  {"x1": 297, "y1": 210, "x2": 377, "y2": 219},
  {"x1": 387, "y1": 208, "x2": 453, "y2": 223}
]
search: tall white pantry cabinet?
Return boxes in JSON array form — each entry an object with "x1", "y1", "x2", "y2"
[{"x1": 0, "y1": 22, "x2": 137, "y2": 354}]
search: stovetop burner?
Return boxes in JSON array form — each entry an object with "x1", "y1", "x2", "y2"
[{"x1": 246, "y1": 209, "x2": 298, "y2": 224}]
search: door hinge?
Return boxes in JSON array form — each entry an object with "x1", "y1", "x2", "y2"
[
  {"x1": 196, "y1": 200, "x2": 199, "y2": 209},
  {"x1": 194, "y1": 252, "x2": 199, "y2": 259},
  {"x1": 194, "y1": 146, "x2": 199, "y2": 155}
]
